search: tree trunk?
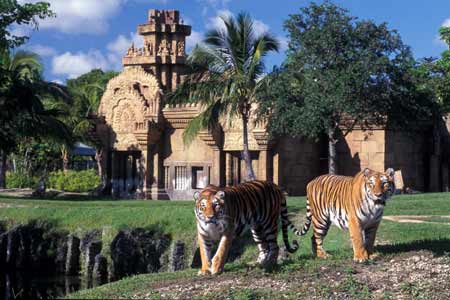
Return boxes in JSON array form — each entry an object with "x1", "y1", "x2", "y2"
[
  {"x1": 328, "y1": 128, "x2": 337, "y2": 175},
  {"x1": 95, "y1": 148, "x2": 105, "y2": 187},
  {"x1": 242, "y1": 114, "x2": 256, "y2": 181},
  {"x1": 62, "y1": 146, "x2": 70, "y2": 173},
  {"x1": 0, "y1": 150, "x2": 6, "y2": 189}
]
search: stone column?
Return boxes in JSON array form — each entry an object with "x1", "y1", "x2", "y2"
[
  {"x1": 211, "y1": 147, "x2": 222, "y2": 186},
  {"x1": 225, "y1": 152, "x2": 232, "y2": 186},
  {"x1": 258, "y1": 148, "x2": 273, "y2": 181},
  {"x1": 273, "y1": 152, "x2": 279, "y2": 185},
  {"x1": 111, "y1": 152, "x2": 119, "y2": 197}
]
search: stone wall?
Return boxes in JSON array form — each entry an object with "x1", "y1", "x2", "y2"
[
  {"x1": 162, "y1": 128, "x2": 214, "y2": 199},
  {"x1": 337, "y1": 129, "x2": 428, "y2": 192},
  {"x1": 274, "y1": 137, "x2": 322, "y2": 195}
]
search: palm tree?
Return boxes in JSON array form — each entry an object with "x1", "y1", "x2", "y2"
[
  {"x1": 0, "y1": 50, "x2": 72, "y2": 188},
  {"x1": 169, "y1": 12, "x2": 279, "y2": 181}
]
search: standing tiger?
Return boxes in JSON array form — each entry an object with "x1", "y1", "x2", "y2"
[
  {"x1": 194, "y1": 180, "x2": 300, "y2": 275},
  {"x1": 294, "y1": 168, "x2": 395, "y2": 262}
]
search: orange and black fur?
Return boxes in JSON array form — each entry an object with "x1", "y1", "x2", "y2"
[
  {"x1": 294, "y1": 168, "x2": 395, "y2": 262},
  {"x1": 194, "y1": 180, "x2": 300, "y2": 275}
]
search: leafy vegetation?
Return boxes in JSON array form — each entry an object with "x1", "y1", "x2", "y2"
[
  {"x1": 5, "y1": 171, "x2": 38, "y2": 188},
  {"x1": 0, "y1": 50, "x2": 72, "y2": 188},
  {"x1": 47, "y1": 169, "x2": 101, "y2": 192}
]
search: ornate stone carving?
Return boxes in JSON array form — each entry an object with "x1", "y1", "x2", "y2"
[
  {"x1": 158, "y1": 40, "x2": 171, "y2": 56},
  {"x1": 97, "y1": 67, "x2": 162, "y2": 150},
  {"x1": 177, "y1": 41, "x2": 185, "y2": 56}
]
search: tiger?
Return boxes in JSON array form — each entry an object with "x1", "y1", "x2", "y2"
[
  {"x1": 194, "y1": 180, "x2": 300, "y2": 275},
  {"x1": 292, "y1": 168, "x2": 395, "y2": 262}
]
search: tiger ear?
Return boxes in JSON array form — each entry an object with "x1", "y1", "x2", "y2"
[
  {"x1": 217, "y1": 190, "x2": 225, "y2": 200},
  {"x1": 385, "y1": 168, "x2": 394, "y2": 178},
  {"x1": 363, "y1": 168, "x2": 370, "y2": 178},
  {"x1": 193, "y1": 191, "x2": 200, "y2": 201}
]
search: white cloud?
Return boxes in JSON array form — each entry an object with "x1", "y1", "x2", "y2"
[
  {"x1": 52, "y1": 50, "x2": 110, "y2": 78},
  {"x1": 26, "y1": 44, "x2": 57, "y2": 57},
  {"x1": 206, "y1": 9, "x2": 233, "y2": 32},
  {"x1": 51, "y1": 31, "x2": 145, "y2": 78},
  {"x1": 186, "y1": 30, "x2": 203, "y2": 50},
  {"x1": 18, "y1": 0, "x2": 125, "y2": 34},
  {"x1": 107, "y1": 32, "x2": 143, "y2": 55},
  {"x1": 443, "y1": 18, "x2": 450, "y2": 28}
]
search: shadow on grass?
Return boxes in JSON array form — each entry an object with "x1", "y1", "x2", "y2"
[
  {"x1": 376, "y1": 239, "x2": 450, "y2": 256},
  {"x1": 0, "y1": 193, "x2": 115, "y2": 202}
]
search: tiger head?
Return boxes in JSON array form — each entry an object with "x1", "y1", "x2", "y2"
[
  {"x1": 193, "y1": 186, "x2": 226, "y2": 226},
  {"x1": 363, "y1": 168, "x2": 395, "y2": 205}
]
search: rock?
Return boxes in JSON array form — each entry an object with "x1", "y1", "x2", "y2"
[
  {"x1": 85, "y1": 240, "x2": 102, "y2": 277},
  {"x1": 93, "y1": 254, "x2": 108, "y2": 283},
  {"x1": 55, "y1": 236, "x2": 68, "y2": 273},
  {"x1": 6, "y1": 225, "x2": 27, "y2": 268},
  {"x1": 169, "y1": 240, "x2": 185, "y2": 272},
  {"x1": 80, "y1": 230, "x2": 101, "y2": 254},
  {"x1": 110, "y1": 228, "x2": 171, "y2": 280},
  {"x1": 0, "y1": 232, "x2": 7, "y2": 267},
  {"x1": 65, "y1": 235, "x2": 80, "y2": 275}
]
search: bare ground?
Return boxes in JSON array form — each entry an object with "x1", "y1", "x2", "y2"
[{"x1": 129, "y1": 250, "x2": 450, "y2": 300}]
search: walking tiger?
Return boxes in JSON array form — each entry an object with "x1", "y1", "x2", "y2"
[
  {"x1": 194, "y1": 180, "x2": 300, "y2": 275},
  {"x1": 293, "y1": 168, "x2": 395, "y2": 262}
]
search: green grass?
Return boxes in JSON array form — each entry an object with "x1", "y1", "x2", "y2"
[{"x1": 0, "y1": 192, "x2": 449, "y2": 299}]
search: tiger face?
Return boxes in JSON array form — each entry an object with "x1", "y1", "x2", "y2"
[
  {"x1": 363, "y1": 168, "x2": 395, "y2": 205},
  {"x1": 194, "y1": 189, "x2": 226, "y2": 226}
]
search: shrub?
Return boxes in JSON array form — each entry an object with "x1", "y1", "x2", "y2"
[
  {"x1": 6, "y1": 172, "x2": 38, "y2": 189},
  {"x1": 47, "y1": 169, "x2": 100, "y2": 192}
]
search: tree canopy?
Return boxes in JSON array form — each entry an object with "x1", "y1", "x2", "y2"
[{"x1": 259, "y1": 1, "x2": 433, "y2": 174}]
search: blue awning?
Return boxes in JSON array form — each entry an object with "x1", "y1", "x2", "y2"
[{"x1": 71, "y1": 142, "x2": 96, "y2": 156}]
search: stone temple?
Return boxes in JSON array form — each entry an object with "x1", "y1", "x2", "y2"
[{"x1": 91, "y1": 9, "x2": 450, "y2": 200}]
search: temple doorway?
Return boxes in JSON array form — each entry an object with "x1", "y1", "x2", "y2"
[{"x1": 111, "y1": 150, "x2": 142, "y2": 196}]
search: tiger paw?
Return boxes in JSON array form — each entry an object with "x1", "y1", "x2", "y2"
[
  {"x1": 316, "y1": 250, "x2": 331, "y2": 259},
  {"x1": 353, "y1": 253, "x2": 369, "y2": 263},
  {"x1": 198, "y1": 269, "x2": 211, "y2": 276},
  {"x1": 210, "y1": 267, "x2": 223, "y2": 275}
]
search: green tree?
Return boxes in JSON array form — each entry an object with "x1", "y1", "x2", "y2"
[
  {"x1": 0, "y1": 0, "x2": 54, "y2": 49},
  {"x1": 0, "y1": 50, "x2": 71, "y2": 188},
  {"x1": 261, "y1": 2, "x2": 431, "y2": 174},
  {"x1": 64, "y1": 69, "x2": 117, "y2": 176},
  {"x1": 169, "y1": 12, "x2": 279, "y2": 180}
]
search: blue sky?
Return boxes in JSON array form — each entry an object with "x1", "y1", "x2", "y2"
[{"x1": 12, "y1": 0, "x2": 450, "y2": 82}]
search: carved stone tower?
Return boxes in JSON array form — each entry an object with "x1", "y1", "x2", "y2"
[{"x1": 122, "y1": 9, "x2": 191, "y2": 91}]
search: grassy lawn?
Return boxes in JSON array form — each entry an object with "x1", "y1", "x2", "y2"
[{"x1": 0, "y1": 192, "x2": 449, "y2": 299}]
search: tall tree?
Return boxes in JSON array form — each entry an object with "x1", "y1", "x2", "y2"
[
  {"x1": 0, "y1": 0, "x2": 55, "y2": 188},
  {"x1": 0, "y1": 50, "x2": 71, "y2": 188},
  {"x1": 65, "y1": 69, "x2": 117, "y2": 176},
  {"x1": 169, "y1": 12, "x2": 279, "y2": 181},
  {"x1": 261, "y1": 2, "x2": 430, "y2": 174}
]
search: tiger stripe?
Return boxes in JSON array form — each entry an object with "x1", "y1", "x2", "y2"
[
  {"x1": 297, "y1": 168, "x2": 395, "y2": 262},
  {"x1": 194, "y1": 180, "x2": 300, "y2": 275}
]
